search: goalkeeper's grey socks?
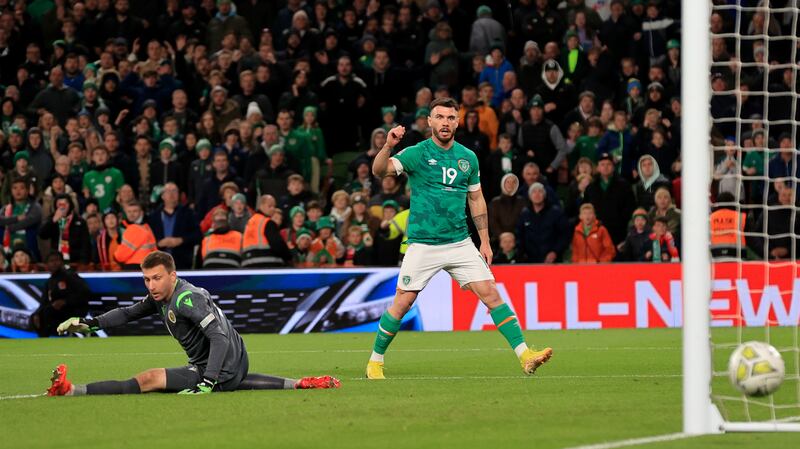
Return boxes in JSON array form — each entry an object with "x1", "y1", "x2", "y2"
[
  {"x1": 79, "y1": 378, "x2": 142, "y2": 395},
  {"x1": 237, "y1": 373, "x2": 297, "y2": 390}
]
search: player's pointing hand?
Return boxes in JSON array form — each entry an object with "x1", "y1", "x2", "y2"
[{"x1": 386, "y1": 125, "x2": 405, "y2": 148}]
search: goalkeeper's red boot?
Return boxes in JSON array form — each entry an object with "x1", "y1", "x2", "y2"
[
  {"x1": 47, "y1": 364, "x2": 73, "y2": 396},
  {"x1": 295, "y1": 375, "x2": 341, "y2": 389}
]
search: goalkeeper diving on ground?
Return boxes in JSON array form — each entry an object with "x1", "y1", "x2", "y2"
[{"x1": 47, "y1": 251, "x2": 340, "y2": 396}]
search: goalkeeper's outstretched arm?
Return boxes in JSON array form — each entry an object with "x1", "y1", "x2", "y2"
[{"x1": 58, "y1": 297, "x2": 158, "y2": 334}]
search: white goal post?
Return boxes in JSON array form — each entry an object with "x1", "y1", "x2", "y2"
[{"x1": 682, "y1": 0, "x2": 800, "y2": 434}]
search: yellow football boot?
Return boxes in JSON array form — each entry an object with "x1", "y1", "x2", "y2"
[
  {"x1": 520, "y1": 347, "x2": 553, "y2": 375},
  {"x1": 365, "y1": 360, "x2": 385, "y2": 379}
]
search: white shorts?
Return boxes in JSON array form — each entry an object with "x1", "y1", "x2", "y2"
[{"x1": 397, "y1": 238, "x2": 494, "y2": 291}]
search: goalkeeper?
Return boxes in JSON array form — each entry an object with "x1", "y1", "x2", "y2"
[{"x1": 47, "y1": 251, "x2": 340, "y2": 396}]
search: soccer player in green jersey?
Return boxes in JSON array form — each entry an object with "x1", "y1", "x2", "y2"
[{"x1": 366, "y1": 97, "x2": 553, "y2": 379}]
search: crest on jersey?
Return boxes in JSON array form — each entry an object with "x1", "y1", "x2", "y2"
[
  {"x1": 105, "y1": 176, "x2": 112, "y2": 183},
  {"x1": 402, "y1": 275, "x2": 411, "y2": 286},
  {"x1": 457, "y1": 159, "x2": 470, "y2": 173},
  {"x1": 168, "y1": 309, "x2": 177, "y2": 324}
]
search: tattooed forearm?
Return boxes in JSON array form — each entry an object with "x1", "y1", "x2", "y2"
[{"x1": 472, "y1": 213, "x2": 488, "y2": 230}]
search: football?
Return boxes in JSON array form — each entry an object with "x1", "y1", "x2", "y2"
[{"x1": 728, "y1": 341, "x2": 786, "y2": 397}]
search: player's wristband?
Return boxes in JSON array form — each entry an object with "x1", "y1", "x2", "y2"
[{"x1": 79, "y1": 317, "x2": 100, "y2": 331}]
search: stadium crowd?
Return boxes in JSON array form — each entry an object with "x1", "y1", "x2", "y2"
[{"x1": 0, "y1": 0, "x2": 794, "y2": 272}]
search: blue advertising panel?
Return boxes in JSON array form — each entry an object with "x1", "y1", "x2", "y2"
[{"x1": 0, "y1": 268, "x2": 423, "y2": 338}]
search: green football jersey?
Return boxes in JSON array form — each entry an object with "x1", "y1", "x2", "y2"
[
  {"x1": 392, "y1": 138, "x2": 480, "y2": 245},
  {"x1": 83, "y1": 167, "x2": 124, "y2": 211}
]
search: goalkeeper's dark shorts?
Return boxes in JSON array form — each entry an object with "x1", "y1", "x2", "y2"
[{"x1": 164, "y1": 351, "x2": 250, "y2": 392}]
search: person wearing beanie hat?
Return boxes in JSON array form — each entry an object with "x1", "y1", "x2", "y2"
[
  {"x1": 665, "y1": 37, "x2": 681, "y2": 90},
  {"x1": 561, "y1": 28, "x2": 588, "y2": 87},
  {"x1": 280, "y1": 205, "x2": 307, "y2": 248},
  {"x1": 195, "y1": 138, "x2": 212, "y2": 152},
  {"x1": 8, "y1": 124, "x2": 24, "y2": 136},
  {"x1": 80, "y1": 76, "x2": 106, "y2": 117},
  {"x1": 290, "y1": 226, "x2": 315, "y2": 266},
  {"x1": 666, "y1": 39, "x2": 680, "y2": 50},
  {"x1": 159, "y1": 138, "x2": 176, "y2": 154},
  {"x1": 226, "y1": 192, "x2": 252, "y2": 233},
  {"x1": 380, "y1": 105, "x2": 398, "y2": 132},
  {"x1": 188, "y1": 138, "x2": 215, "y2": 205},
  {"x1": 470, "y1": 3, "x2": 505, "y2": 55},
  {"x1": 308, "y1": 216, "x2": 344, "y2": 266},
  {"x1": 150, "y1": 138, "x2": 183, "y2": 199},
  {"x1": 295, "y1": 105, "x2": 330, "y2": 194},
  {"x1": 3, "y1": 146, "x2": 39, "y2": 206},
  {"x1": 519, "y1": 40, "x2": 542, "y2": 93},
  {"x1": 13, "y1": 149, "x2": 30, "y2": 165},
  {"x1": 626, "y1": 78, "x2": 642, "y2": 95},
  {"x1": 381, "y1": 199, "x2": 399, "y2": 211},
  {"x1": 624, "y1": 78, "x2": 644, "y2": 117},
  {"x1": 246, "y1": 101, "x2": 262, "y2": 121},
  {"x1": 267, "y1": 144, "x2": 284, "y2": 157}
]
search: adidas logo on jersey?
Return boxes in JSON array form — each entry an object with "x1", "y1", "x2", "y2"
[{"x1": 427, "y1": 159, "x2": 438, "y2": 165}]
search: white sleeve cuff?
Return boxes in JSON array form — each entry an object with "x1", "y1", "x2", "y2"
[
  {"x1": 390, "y1": 157, "x2": 403, "y2": 175},
  {"x1": 468, "y1": 183, "x2": 481, "y2": 192}
]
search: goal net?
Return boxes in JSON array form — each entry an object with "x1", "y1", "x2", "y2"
[{"x1": 683, "y1": 0, "x2": 800, "y2": 433}]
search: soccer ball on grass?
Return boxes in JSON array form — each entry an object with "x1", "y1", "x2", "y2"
[{"x1": 727, "y1": 341, "x2": 785, "y2": 397}]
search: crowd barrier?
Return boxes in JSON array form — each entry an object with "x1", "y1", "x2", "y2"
[{"x1": 0, "y1": 263, "x2": 797, "y2": 338}]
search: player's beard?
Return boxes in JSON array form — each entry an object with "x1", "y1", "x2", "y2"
[{"x1": 433, "y1": 127, "x2": 453, "y2": 145}]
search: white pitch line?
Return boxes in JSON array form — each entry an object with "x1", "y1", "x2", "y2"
[
  {"x1": 561, "y1": 432, "x2": 694, "y2": 449},
  {"x1": 347, "y1": 374, "x2": 681, "y2": 381},
  {"x1": 0, "y1": 393, "x2": 44, "y2": 401},
  {"x1": 0, "y1": 346, "x2": 681, "y2": 357}
]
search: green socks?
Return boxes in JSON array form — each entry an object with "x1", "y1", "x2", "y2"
[
  {"x1": 490, "y1": 303, "x2": 526, "y2": 350},
  {"x1": 371, "y1": 311, "x2": 402, "y2": 359}
]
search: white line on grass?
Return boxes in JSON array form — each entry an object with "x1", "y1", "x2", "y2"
[
  {"x1": 0, "y1": 346, "x2": 681, "y2": 357},
  {"x1": 0, "y1": 393, "x2": 44, "y2": 401},
  {"x1": 346, "y1": 374, "x2": 681, "y2": 381},
  {"x1": 561, "y1": 432, "x2": 695, "y2": 449}
]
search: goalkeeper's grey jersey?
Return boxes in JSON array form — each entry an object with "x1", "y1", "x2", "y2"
[{"x1": 96, "y1": 278, "x2": 246, "y2": 382}]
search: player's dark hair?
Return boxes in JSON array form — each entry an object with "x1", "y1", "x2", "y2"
[
  {"x1": 141, "y1": 250, "x2": 176, "y2": 273},
  {"x1": 430, "y1": 97, "x2": 459, "y2": 111}
]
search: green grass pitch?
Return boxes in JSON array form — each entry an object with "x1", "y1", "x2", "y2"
[{"x1": 1, "y1": 328, "x2": 798, "y2": 449}]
